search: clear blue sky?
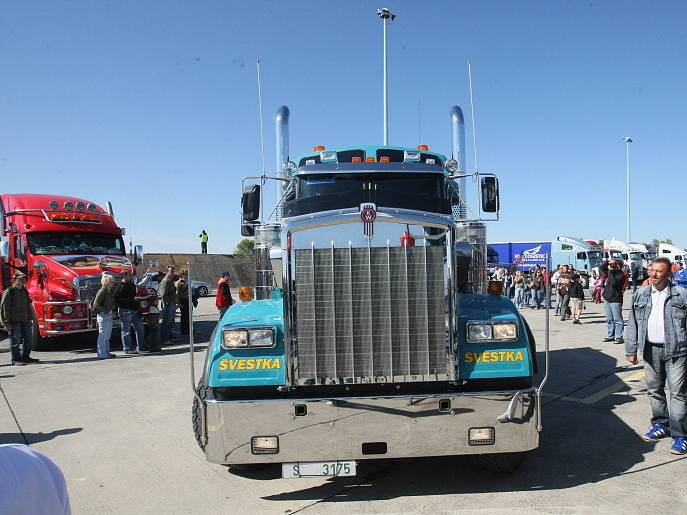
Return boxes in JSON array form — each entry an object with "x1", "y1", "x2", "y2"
[{"x1": 2, "y1": 1, "x2": 685, "y2": 253}]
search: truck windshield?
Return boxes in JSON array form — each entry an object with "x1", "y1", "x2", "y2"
[
  {"x1": 26, "y1": 232, "x2": 125, "y2": 256},
  {"x1": 284, "y1": 173, "x2": 449, "y2": 216}
]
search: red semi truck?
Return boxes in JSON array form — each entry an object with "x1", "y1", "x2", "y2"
[{"x1": 0, "y1": 193, "x2": 150, "y2": 348}]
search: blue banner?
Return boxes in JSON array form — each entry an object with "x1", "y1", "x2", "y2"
[{"x1": 510, "y1": 242, "x2": 551, "y2": 269}]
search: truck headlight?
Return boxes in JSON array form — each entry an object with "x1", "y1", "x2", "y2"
[
  {"x1": 467, "y1": 323, "x2": 493, "y2": 342},
  {"x1": 221, "y1": 328, "x2": 275, "y2": 349},
  {"x1": 222, "y1": 330, "x2": 249, "y2": 348},
  {"x1": 493, "y1": 322, "x2": 517, "y2": 340},
  {"x1": 62, "y1": 305, "x2": 74, "y2": 315},
  {"x1": 249, "y1": 328, "x2": 275, "y2": 348}
]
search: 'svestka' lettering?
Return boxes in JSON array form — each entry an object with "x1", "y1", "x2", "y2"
[
  {"x1": 463, "y1": 351, "x2": 524, "y2": 363},
  {"x1": 218, "y1": 358, "x2": 281, "y2": 371}
]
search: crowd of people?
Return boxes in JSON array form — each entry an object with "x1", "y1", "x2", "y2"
[{"x1": 1, "y1": 265, "x2": 236, "y2": 364}]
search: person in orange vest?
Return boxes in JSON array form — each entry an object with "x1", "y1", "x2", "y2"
[{"x1": 216, "y1": 271, "x2": 234, "y2": 319}]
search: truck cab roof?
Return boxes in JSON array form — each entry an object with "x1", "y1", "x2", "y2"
[
  {"x1": 1, "y1": 193, "x2": 120, "y2": 234},
  {"x1": 294, "y1": 145, "x2": 449, "y2": 175}
]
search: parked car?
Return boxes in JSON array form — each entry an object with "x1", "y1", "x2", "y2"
[{"x1": 138, "y1": 272, "x2": 211, "y2": 297}]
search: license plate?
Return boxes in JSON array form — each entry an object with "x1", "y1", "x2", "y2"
[{"x1": 282, "y1": 461, "x2": 356, "y2": 478}]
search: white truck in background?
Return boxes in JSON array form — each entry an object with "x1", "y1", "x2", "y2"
[
  {"x1": 658, "y1": 243, "x2": 686, "y2": 264},
  {"x1": 604, "y1": 239, "x2": 646, "y2": 277}
]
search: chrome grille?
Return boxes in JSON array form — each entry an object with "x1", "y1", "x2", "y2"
[
  {"x1": 294, "y1": 244, "x2": 448, "y2": 384},
  {"x1": 75, "y1": 273, "x2": 122, "y2": 303}
]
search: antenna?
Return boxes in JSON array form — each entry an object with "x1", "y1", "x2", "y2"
[
  {"x1": 417, "y1": 96, "x2": 421, "y2": 146},
  {"x1": 256, "y1": 59, "x2": 266, "y2": 220},
  {"x1": 378, "y1": 8, "x2": 396, "y2": 145},
  {"x1": 468, "y1": 60, "x2": 479, "y2": 172}
]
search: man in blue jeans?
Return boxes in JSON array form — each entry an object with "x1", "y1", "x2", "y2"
[
  {"x1": 626, "y1": 257, "x2": 687, "y2": 456},
  {"x1": 115, "y1": 269, "x2": 145, "y2": 354},
  {"x1": 0, "y1": 272, "x2": 39, "y2": 365},
  {"x1": 602, "y1": 260, "x2": 626, "y2": 344}
]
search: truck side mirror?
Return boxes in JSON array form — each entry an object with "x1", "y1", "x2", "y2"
[
  {"x1": 480, "y1": 176, "x2": 499, "y2": 213},
  {"x1": 133, "y1": 245, "x2": 144, "y2": 265},
  {"x1": 0, "y1": 239, "x2": 8, "y2": 259},
  {"x1": 241, "y1": 223, "x2": 256, "y2": 237},
  {"x1": 242, "y1": 184, "x2": 261, "y2": 222}
]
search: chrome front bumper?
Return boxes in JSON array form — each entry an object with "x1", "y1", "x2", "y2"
[{"x1": 203, "y1": 389, "x2": 539, "y2": 464}]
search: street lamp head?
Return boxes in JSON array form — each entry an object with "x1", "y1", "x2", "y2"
[
  {"x1": 377, "y1": 7, "x2": 396, "y2": 20},
  {"x1": 623, "y1": 137, "x2": 633, "y2": 143}
]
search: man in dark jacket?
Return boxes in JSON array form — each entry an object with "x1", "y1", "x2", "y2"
[
  {"x1": 115, "y1": 269, "x2": 145, "y2": 354},
  {"x1": 158, "y1": 266, "x2": 179, "y2": 344},
  {"x1": 625, "y1": 257, "x2": 687, "y2": 455},
  {"x1": 0, "y1": 272, "x2": 38, "y2": 365},
  {"x1": 602, "y1": 260, "x2": 626, "y2": 343}
]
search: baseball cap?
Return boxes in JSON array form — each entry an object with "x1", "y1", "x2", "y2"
[{"x1": 13, "y1": 272, "x2": 27, "y2": 279}]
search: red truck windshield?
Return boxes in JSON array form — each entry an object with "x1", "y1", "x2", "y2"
[{"x1": 26, "y1": 232, "x2": 125, "y2": 256}]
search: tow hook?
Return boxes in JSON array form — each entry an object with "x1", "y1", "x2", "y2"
[{"x1": 497, "y1": 391, "x2": 523, "y2": 423}]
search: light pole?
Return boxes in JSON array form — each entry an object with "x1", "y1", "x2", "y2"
[
  {"x1": 623, "y1": 136, "x2": 633, "y2": 241},
  {"x1": 377, "y1": 7, "x2": 395, "y2": 145}
]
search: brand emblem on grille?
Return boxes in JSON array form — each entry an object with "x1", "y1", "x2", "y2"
[{"x1": 360, "y1": 203, "x2": 377, "y2": 239}]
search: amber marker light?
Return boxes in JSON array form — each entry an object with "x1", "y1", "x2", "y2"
[
  {"x1": 487, "y1": 281, "x2": 503, "y2": 295},
  {"x1": 379, "y1": 156, "x2": 390, "y2": 163},
  {"x1": 239, "y1": 287, "x2": 254, "y2": 302},
  {"x1": 313, "y1": 145, "x2": 326, "y2": 151},
  {"x1": 417, "y1": 144, "x2": 429, "y2": 151},
  {"x1": 366, "y1": 156, "x2": 376, "y2": 163},
  {"x1": 351, "y1": 156, "x2": 362, "y2": 162}
]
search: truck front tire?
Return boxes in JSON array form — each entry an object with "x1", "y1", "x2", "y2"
[
  {"x1": 472, "y1": 451, "x2": 526, "y2": 473},
  {"x1": 192, "y1": 382, "x2": 209, "y2": 451},
  {"x1": 31, "y1": 313, "x2": 48, "y2": 351}
]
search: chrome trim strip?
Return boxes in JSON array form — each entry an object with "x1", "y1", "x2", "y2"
[
  {"x1": 44, "y1": 317, "x2": 89, "y2": 323},
  {"x1": 206, "y1": 388, "x2": 537, "y2": 405},
  {"x1": 282, "y1": 207, "x2": 453, "y2": 234},
  {"x1": 45, "y1": 328, "x2": 96, "y2": 335}
]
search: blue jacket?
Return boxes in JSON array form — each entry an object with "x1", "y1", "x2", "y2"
[
  {"x1": 674, "y1": 269, "x2": 687, "y2": 288},
  {"x1": 625, "y1": 282, "x2": 687, "y2": 359}
]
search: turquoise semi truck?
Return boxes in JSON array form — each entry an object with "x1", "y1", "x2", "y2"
[{"x1": 190, "y1": 105, "x2": 549, "y2": 478}]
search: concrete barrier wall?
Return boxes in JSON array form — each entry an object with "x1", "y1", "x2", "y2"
[{"x1": 141, "y1": 254, "x2": 256, "y2": 288}]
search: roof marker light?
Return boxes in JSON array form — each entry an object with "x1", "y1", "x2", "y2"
[
  {"x1": 404, "y1": 151, "x2": 420, "y2": 162},
  {"x1": 76, "y1": 201, "x2": 85, "y2": 211},
  {"x1": 63, "y1": 201, "x2": 74, "y2": 211},
  {"x1": 87, "y1": 203, "x2": 96, "y2": 213},
  {"x1": 320, "y1": 151, "x2": 337, "y2": 163},
  {"x1": 49, "y1": 200, "x2": 58, "y2": 210},
  {"x1": 379, "y1": 156, "x2": 390, "y2": 163},
  {"x1": 351, "y1": 156, "x2": 362, "y2": 163},
  {"x1": 313, "y1": 145, "x2": 326, "y2": 151},
  {"x1": 417, "y1": 144, "x2": 429, "y2": 151},
  {"x1": 366, "y1": 157, "x2": 376, "y2": 163}
]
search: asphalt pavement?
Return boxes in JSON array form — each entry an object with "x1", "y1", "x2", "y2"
[{"x1": 1, "y1": 292, "x2": 686, "y2": 514}]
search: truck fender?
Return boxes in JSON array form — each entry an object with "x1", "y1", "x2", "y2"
[{"x1": 521, "y1": 317, "x2": 538, "y2": 374}]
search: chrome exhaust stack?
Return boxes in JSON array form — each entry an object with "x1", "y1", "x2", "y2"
[
  {"x1": 449, "y1": 106, "x2": 467, "y2": 219},
  {"x1": 275, "y1": 106, "x2": 290, "y2": 221}
]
